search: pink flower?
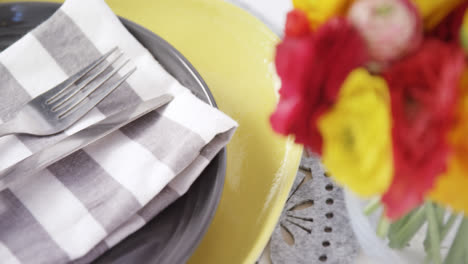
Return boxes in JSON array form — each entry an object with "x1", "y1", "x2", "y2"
[{"x1": 348, "y1": 0, "x2": 422, "y2": 65}]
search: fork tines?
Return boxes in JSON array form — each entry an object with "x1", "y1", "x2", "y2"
[{"x1": 45, "y1": 47, "x2": 137, "y2": 118}]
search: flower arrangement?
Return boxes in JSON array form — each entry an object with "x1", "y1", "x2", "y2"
[{"x1": 270, "y1": 0, "x2": 468, "y2": 262}]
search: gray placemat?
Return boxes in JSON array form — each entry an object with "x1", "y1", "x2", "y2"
[{"x1": 266, "y1": 153, "x2": 360, "y2": 264}]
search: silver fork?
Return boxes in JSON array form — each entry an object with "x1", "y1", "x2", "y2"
[{"x1": 0, "y1": 47, "x2": 136, "y2": 138}]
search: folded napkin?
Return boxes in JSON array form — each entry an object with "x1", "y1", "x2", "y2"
[{"x1": 0, "y1": 0, "x2": 237, "y2": 263}]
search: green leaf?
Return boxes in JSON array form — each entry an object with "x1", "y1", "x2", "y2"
[
  {"x1": 388, "y1": 207, "x2": 426, "y2": 249},
  {"x1": 435, "y1": 204, "x2": 445, "y2": 229},
  {"x1": 425, "y1": 202, "x2": 441, "y2": 264},
  {"x1": 424, "y1": 212, "x2": 458, "y2": 251},
  {"x1": 388, "y1": 209, "x2": 415, "y2": 236},
  {"x1": 444, "y1": 217, "x2": 468, "y2": 264}
]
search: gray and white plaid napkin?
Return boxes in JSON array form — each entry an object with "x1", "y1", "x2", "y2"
[{"x1": 0, "y1": 0, "x2": 237, "y2": 263}]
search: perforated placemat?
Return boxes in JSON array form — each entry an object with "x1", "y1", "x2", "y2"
[{"x1": 260, "y1": 153, "x2": 360, "y2": 264}]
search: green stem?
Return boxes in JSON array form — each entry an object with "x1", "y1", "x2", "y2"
[
  {"x1": 388, "y1": 209, "x2": 415, "y2": 236},
  {"x1": 425, "y1": 212, "x2": 458, "y2": 250},
  {"x1": 441, "y1": 214, "x2": 459, "y2": 240},
  {"x1": 388, "y1": 206, "x2": 427, "y2": 249},
  {"x1": 364, "y1": 197, "x2": 381, "y2": 216},
  {"x1": 435, "y1": 204, "x2": 445, "y2": 229},
  {"x1": 424, "y1": 255, "x2": 431, "y2": 264},
  {"x1": 425, "y1": 202, "x2": 441, "y2": 264},
  {"x1": 444, "y1": 217, "x2": 468, "y2": 264},
  {"x1": 377, "y1": 213, "x2": 390, "y2": 238}
]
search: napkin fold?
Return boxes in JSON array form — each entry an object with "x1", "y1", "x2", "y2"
[{"x1": 0, "y1": 0, "x2": 237, "y2": 263}]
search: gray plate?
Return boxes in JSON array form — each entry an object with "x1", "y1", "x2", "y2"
[{"x1": 0, "y1": 2, "x2": 226, "y2": 264}]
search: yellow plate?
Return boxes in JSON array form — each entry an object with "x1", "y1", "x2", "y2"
[{"x1": 4, "y1": 0, "x2": 303, "y2": 263}]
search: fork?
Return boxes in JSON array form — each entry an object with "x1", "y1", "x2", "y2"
[{"x1": 0, "y1": 47, "x2": 136, "y2": 138}]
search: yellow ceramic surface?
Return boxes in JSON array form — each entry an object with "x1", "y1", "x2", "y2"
[{"x1": 4, "y1": 0, "x2": 303, "y2": 263}]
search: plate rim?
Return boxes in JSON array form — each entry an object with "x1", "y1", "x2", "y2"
[
  {"x1": 118, "y1": 19, "x2": 227, "y2": 264},
  {"x1": 0, "y1": 2, "x2": 227, "y2": 263}
]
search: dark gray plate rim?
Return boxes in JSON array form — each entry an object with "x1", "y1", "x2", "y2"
[{"x1": 0, "y1": 2, "x2": 226, "y2": 264}]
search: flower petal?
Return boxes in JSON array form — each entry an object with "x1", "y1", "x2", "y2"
[
  {"x1": 319, "y1": 68, "x2": 394, "y2": 196},
  {"x1": 382, "y1": 39, "x2": 465, "y2": 219},
  {"x1": 271, "y1": 17, "x2": 368, "y2": 154}
]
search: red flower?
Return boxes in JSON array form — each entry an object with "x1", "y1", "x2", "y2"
[
  {"x1": 270, "y1": 14, "x2": 368, "y2": 153},
  {"x1": 382, "y1": 39, "x2": 465, "y2": 219},
  {"x1": 430, "y1": 2, "x2": 468, "y2": 43},
  {"x1": 285, "y1": 9, "x2": 310, "y2": 37}
]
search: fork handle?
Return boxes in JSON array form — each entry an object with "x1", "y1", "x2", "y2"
[{"x1": 0, "y1": 120, "x2": 19, "y2": 138}]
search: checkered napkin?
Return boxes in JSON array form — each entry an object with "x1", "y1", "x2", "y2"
[{"x1": 0, "y1": 0, "x2": 237, "y2": 263}]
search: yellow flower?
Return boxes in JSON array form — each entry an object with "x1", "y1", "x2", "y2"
[
  {"x1": 293, "y1": 0, "x2": 352, "y2": 29},
  {"x1": 462, "y1": 10, "x2": 468, "y2": 53},
  {"x1": 318, "y1": 68, "x2": 393, "y2": 197},
  {"x1": 411, "y1": 0, "x2": 465, "y2": 29},
  {"x1": 430, "y1": 71, "x2": 468, "y2": 213}
]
